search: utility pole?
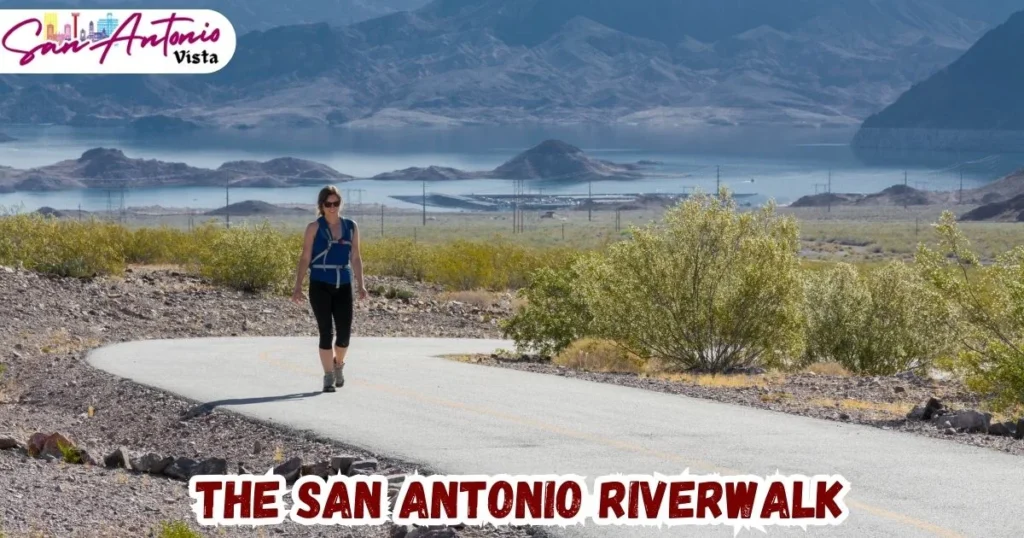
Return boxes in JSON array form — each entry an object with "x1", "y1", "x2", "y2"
[
  {"x1": 588, "y1": 180, "x2": 592, "y2": 222},
  {"x1": 716, "y1": 165, "x2": 720, "y2": 196},
  {"x1": 959, "y1": 169, "x2": 964, "y2": 205},
  {"x1": 827, "y1": 169, "x2": 832, "y2": 213},
  {"x1": 422, "y1": 180, "x2": 426, "y2": 226},
  {"x1": 903, "y1": 171, "x2": 908, "y2": 210},
  {"x1": 225, "y1": 178, "x2": 230, "y2": 229}
]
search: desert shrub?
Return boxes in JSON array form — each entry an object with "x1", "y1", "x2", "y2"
[
  {"x1": 156, "y1": 521, "x2": 201, "y2": 538},
  {"x1": 553, "y1": 338, "x2": 645, "y2": 373},
  {"x1": 500, "y1": 261, "x2": 593, "y2": 357},
  {"x1": 361, "y1": 237, "x2": 432, "y2": 282},
  {"x1": 917, "y1": 211, "x2": 1024, "y2": 412},
  {"x1": 0, "y1": 213, "x2": 124, "y2": 277},
  {"x1": 124, "y1": 226, "x2": 193, "y2": 265},
  {"x1": 196, "y1": 220, "x2": 298, "y2": 293},
  {"x1": 803, "y1": 261, "x2": 950, "y2": 375},
  {"x1": 573, "y1": 192, "x2": 805, "y2": 373}
]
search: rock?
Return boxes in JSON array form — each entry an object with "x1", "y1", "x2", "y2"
[
  {"x1": 390, "y1": 524, "x2": 410, "y2": 538},
  {"x1": 938, "y1": 410, "x2": 991, "y2": 434},
  {"x1": 988, "y1": 422, "x2": 1015, "y2": 437},
  {"x1": 131, "y1": 453, "x2": 174, "y2": 474},
  {"x1": 301, "y1": 461, "x2": 331, "y2": 479},
  {"x1": 163, "y1": 457, "x2": 198, "y2": 480},
  {"x1": 27, "y1": 433, "x2": 50, "y2": 457},
  {"x1": 943, "y1": 427, "x2": 956, "y2": 435},
  {"x1": 894, "y1": 386, "x2": 906, "y2": 394},
  {"x1": 1016, "y1": 418, "x2": 1024, "y2": 441},
  {"x1": 273, "y1": 457, "x2": 303, "y2": 483},
  {"x1": 104, "y1": 447, "x2": 132, "y2": 469},
  {"x1": 0, "y1": 436, "x2": 20, "y2": 450},
  {"x1": 253, "y1": 440, "x2": 262, "y2": 454},
  {"x1": 347, "y1": 458, "x2": 378, "y2": 476},
  {"x1": 330, "y1": 455, "x2": 358, "y2": 475},
  {"x1": 193, "y1": 457, "x2": 228, "y2": 476},
  {"x1": 40, "y1": 433, "x2": 74, "y2": 461},
  {"x1": 923, "y1": 398, "x2": 943, "y2": 420},
  {"x1": 839, "y1": 413, "x2": 850, "y2": 421}
]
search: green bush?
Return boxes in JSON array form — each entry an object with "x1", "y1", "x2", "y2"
[
  {"x1": 0, "y1": 213, "x2": 125, "y2": 277},
  {"x1": 156, "y1": 520, "x2": 201, "y2": 538},
  {"x1": 573, "y1": 191, "x2": 805, "y2": 373},
  {"x1": 917, "y1": 211, "x2": 1024, "y2": 412},
  {"x1": 196, "y1": 220, "x2": 299, "y2": 293},
  {"x1": 500, "y1": 261, "x2": 593, "y2": 357},
  {"x1": 803, "y1": 261, "x2": 950, "y2": 375}
]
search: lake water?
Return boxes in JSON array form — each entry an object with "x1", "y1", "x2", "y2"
[{"x1": 1, "y1": 125, "x2": 1021, "y2": 213}]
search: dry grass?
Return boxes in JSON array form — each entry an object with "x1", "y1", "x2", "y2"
[
  {"x1": 807, "y1": 398, "x2": 915, "y2": 417},
  {"x1": 553, "y1": 338, "x2": 645, "y2": 374},
  {"x1": 38, "y1": 328, "x2": 100, "y2": 356},
  {"x1": 441, "y1": 290, "x2": 500, "y2": 309},
  {"x1": 760, "y1": 392, "x2": 793, "y2": 403},
  {"x1": 803, "y1": 362, "x2": 853, "y2": 377},
  {"x1": 656, "y1": 372, "x2": 771, "y2": 389}
]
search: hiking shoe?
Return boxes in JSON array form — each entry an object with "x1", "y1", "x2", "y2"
[
  {"x1": 323, "y1": 373, "x2": 336, "y2": 393},
  {"x1": 334, "y1": 363, "x2": 345, "y2": 387}
]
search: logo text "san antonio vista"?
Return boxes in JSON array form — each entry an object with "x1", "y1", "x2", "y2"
[{"x1": 0, "y1": 9, "x2": 236, "y2": 74}]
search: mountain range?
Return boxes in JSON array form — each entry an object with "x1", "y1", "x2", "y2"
[
  {"x1": 0, "y1": 139, "x2": 646, "y2": 192},
  {"x1": 0, "y1": 0, "x2": 428, "y2": 32},
  {"x1": 853, "y1": 9, "x2": 1024, "y2": 152},
  {"x1": 1, "y1": 0, "x2": 1022, "y2": 129}
]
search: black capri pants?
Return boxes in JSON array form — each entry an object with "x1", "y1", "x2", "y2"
[{"x1": 308, "y1": 279, "x2": 353, "y2": 350}]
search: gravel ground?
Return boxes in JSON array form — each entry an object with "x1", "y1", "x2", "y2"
[
  {"x1": 449, "y1": 354, "x2": 1024, "y2": 457},
  {"x1": 0, "y1": 266, "x2": 543, "y2": 538}
]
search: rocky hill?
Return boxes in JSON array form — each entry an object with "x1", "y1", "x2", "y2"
[
  {"x1": 960, "y1": 194, "x2": 1024, "y2": 222},
  {"x1": 489, "y1": 140, "x2": 643, "y2": 181},
  {"x1": 853, "y1": 10, "x2": 1024, "y2": 152},
  {"x1": 370, "y1": 140, "x2": 646, "y2": 183},
  {"x1": 1, "y1": 0, "x2": 1021, "y2": 129},
  {"x1": 790, "y1": 184, "x2": 952, "y2": 208},
  {"x1": 0, "y1": 149, "x2": 351, "y2": 192}
]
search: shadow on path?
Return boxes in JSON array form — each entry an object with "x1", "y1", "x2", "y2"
[{"x1": 182, "y1": 392, "x2": 322, "y2": 419}]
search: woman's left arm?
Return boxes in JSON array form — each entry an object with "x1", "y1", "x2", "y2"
[{"x1": 350, "y1": 220, "x2": 368, "y2": 299}]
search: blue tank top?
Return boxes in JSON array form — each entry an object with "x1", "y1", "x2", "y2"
[{"x1": 309, "y1": 216, "x2": 354, "y2": 287}]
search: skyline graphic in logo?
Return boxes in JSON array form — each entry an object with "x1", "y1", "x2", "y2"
[
  {"x1": 0, "y1": 9, "x2": 236, "y2": 74},
  {"x1": 41, "y1": 11, "x2": 119, "y2": 43}
]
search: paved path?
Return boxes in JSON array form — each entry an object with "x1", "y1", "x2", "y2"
[{"x1": 88, "y1": 336, "x2": 1023, "y2": 538}]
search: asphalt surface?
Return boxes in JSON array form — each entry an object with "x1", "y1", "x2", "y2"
[{"x1": 88, "y1": 336, "x2": 1023, "y2": 538}]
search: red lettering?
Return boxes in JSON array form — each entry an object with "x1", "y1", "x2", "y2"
[
  {"x1": 544, "y1": 481, "x2": 556, "y2": 519},
  {"x1": 460, "y1": 481, "x2": 486, "y2": 519},
  {"x1": 254, "y1": 480, "x2": 279, "y2": 519},
  {"x1": 668, "y1": 481, "x2": 694, "y2": 519},
  {"x1": 322, "y1": 481, "x2": 352, "y2": 520},
  {"x1": 640, "y1": 482, "x2": 666, "y2": 519},
  {"x1": 355, "y1": 481, "x2": 382, "y2": 519},
  {"x1": 628, "y1": 481, "x2": 640, "y2": 518},
  {"x1": 792, "y1": 482, "x2": 815, "y2": 518},
  {"x1": 816, "y1": 481, "x2": 844, "y2": 518},
  {"x1": 223, "y1": 480, "x2": 252, "y2": 519},
  {"x1": 431, "y1": 482, "x2": 458, "y2": 519},
  {"x1": 489, "y1": 481, "x2": 514, "y2": 519},
  {"x1": 515, "y1": 481, "x2": 543, "y2": 519},
  {"x1": 556, "y1": 481, "x2": 582, "y2": 518},
  {"x1": 192, "y1": 481, "x2": 223, "y2": 520},
  {"x1": 725, "y1": 482, "x2": 758, "y2": 518},
  {"x1": 399, "y1": 482, "x2": 429, "y2": 519},
  {"x1": 759, "y1": 482, "x2": 790, "y2": 519},
  {"x1": 599, "y1": 482, "x2": 626, "y2": 519},
  {"x1": 293, "y1": 481, "x2": 320, "y2": 520},
  {"x1": 696, "y1": 482, "x2": 723, "y2": 519}
]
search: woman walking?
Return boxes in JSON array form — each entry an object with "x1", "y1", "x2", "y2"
[{"x1": 292, "y1": 186, "x2": 368, "y2": 392}]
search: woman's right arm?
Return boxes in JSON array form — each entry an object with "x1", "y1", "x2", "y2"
[{"x1": 293, "y1": 222, "x2": 317, "y2": 298}]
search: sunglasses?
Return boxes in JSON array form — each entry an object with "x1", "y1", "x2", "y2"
[{"x1": 323, "y1": 200, "x2": 341, "y2": 208}]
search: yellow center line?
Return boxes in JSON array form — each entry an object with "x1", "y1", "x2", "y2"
[{"x1": 257, "y1": 352, "x2": 963, "y2": 537}]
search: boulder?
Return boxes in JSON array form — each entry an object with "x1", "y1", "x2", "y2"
[
  {"x1": 131, "y1": 453, "x2": 174, "y2": 474},
  {"x1": 274, "y1": 457, "x2": 303, "y2": 483},
  {"x1": 936, "y1": 410, "x2": 991, "y2": 434}
]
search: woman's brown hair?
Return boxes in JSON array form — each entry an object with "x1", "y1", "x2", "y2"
[{"x1": 316, "y1": 185, "x2": 343, "y2": 217}]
